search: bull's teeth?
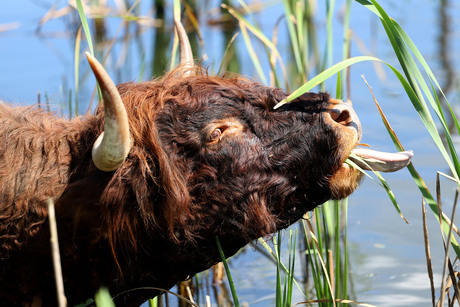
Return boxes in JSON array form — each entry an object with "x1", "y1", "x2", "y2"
[{"x1": 349, "y1": 148, "x2": 413, "y2": 173}]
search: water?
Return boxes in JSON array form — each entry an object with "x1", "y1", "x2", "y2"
[{"x1": 0, "y1": 0, "x2": 459, "y2": 306}]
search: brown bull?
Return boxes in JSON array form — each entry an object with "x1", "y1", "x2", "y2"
[{"x1": 0, "y1": 21, "x2": 412, "y2": 306}]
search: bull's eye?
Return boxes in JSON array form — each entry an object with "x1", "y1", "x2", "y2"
[
  {"x1": 208, "y1": 128, "x2": 222, "y2": 143},
  {"x1": 204, "y1": 119, "x2": 245, "y2": 147}
]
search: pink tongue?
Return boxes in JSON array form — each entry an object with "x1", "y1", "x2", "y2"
[{"x1": 349, "y1": 148, "x2": 413, "y2": 172}]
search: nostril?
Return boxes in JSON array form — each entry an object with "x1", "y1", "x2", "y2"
[
  {"x1": 328, "y1": 107, "x2": 352, "y2": 125},
  {"x1": 329, "y1": 108, "x2": 342, "y2": 121},
  {"x1": 328, "y1": 104, "x2": 356, "y2": 125},
  {"x1": 334, "y1": 109, "x2": 352, "y2": 126},
  {"x1": 326, "y1": 102, "x2": 362, "y2": 140}
]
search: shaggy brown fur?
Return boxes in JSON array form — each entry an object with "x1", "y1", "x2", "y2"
[{"x1": 0, "y1": 69, "x2": 362, "y2": 306}]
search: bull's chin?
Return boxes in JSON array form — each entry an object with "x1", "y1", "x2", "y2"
[{"x1": 328, "y1": 163, "x2": 363, "y2": 200}]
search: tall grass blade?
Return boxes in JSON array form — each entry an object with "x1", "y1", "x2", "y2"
[
  {"x1": 215, "y1": 237, "x2": 240, "y2": 307},
  {"x1": 170, "y1": 0, "x2": 182, "y2": 69},
  {"x1": 74, "y1": 26, "x2": 82, "y2": 114},
  {"x1": 354, "y1": 0, "x2": 460, "y2": 257},
  {"x1": 439, "y1": 189, "x2": 459, "y2": 306},
  {"x1": 361, "y1": 76, "x2": 408, "y2": 222},
  {"x1": 218, "y1": 32, "x2": 240, "y2": 75},
  {"x1": 223, "y1": 3, "x2": 290, "y2": 88},
  {"x1": 335, "y1": 72, "x2": 342, "y2": 100},
  {"x1": 314, "y1": 209, "x2": 327, "y2": 299},
  {"x1": 222, "y1": 4, "x2": 285, "y2": 73},
  {"x1": 257, "y1": 237, "x2": 307, "y2": 299},
  {"x1": 303, "y1": 220, "x2": 324, "y2": 300},
  {"x1": 325, "y1": 0, "x2": 335, "y2": 69},
  {"x1": 345, "y1": 157, "x2": 373, "y2": 180},
  {"x1": 306, "y1": 218, "x2": 336, "y2": 307},
  {"x1": 274, "y1": 56, "x2": 379, "y2": 109},
  {"x1": 375, "y1": 171, "x2": 408, "y2": 223},
  {"x1": 223, "y1": 4, "x2": 280, "y2": 56},
  {"x1": 422, "y1": 199, "x2": 436, "y2": 307},
  {"x1": 282, "y1": 0, "x2": 305, "y2": 80},
  {"x1": 333, "y1": 201, "x2": 340, "y2": 300},
  {"x1": 287, "y1": 231, "x2": 296, "y2": 307},
  {"x1": 342, "y1": 0, "x2": 352, "y2": 100},
  {"x1": 75, "y1": 0, "x2": 94, "y2": 56},
  {"x1": 275, "y1": 234, "x2": 282, "y2": 307},
  {"x1": 75, "y1": 0, "x2": 103, "y2": 105},
  {"x1": 137, "y1": 52, "x2": 146, "y2": 82},
  {"x1": 148, "y1": 297, "x2": 157, "y2": 307},
  {"x1": 370, "y1": 63, "x2": 460, "y2": 233},
  {"x1": 294, "y1": 1, "x2": 307, "y2": 80},
  {"x1": 274, "y1": 230, "x2": 297, "y2": 307},
  {"x1": 239, "y1": 21, "x2": 267, "y2": 84},
  {"x1": 341, "y1": 198, "x2": 349, "y2": 303},
  {"x1": 94, "y1": 288, "x2": 115, "y2": 307},
  {"x1": 360, "y1": 0, "x2": 460, "y2": 181}
]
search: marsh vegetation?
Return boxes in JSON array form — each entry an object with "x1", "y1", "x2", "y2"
[{"x1": 1, "y1": 0, "x2": 459, "y2": 306}]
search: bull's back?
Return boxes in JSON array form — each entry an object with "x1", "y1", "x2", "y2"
[
  {"x1": 0, "y1": 104, "x2": 74, "y2": 304},
  {"x1": 0, "y1": 104, "x2": 71, "y2": 245}
]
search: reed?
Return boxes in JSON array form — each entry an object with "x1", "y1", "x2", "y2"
[
  {"x1": 357, "y1": 1, "x2": 460, "y2": 304},
  {"x1": 39, "y1": 0, "x2": 459, "y2": 305}
]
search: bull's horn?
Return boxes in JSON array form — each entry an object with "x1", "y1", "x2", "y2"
[
  {"x1": 86, "y1": 52, "x2": 132, "y2": 172},
  {"x1": 174, "y1": 19, "x2": 194, "y2": 70}
]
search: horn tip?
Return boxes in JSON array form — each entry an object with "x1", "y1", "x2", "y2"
[
  {"x1": 85, "y1": 52, "x2": 98, "y2": 71},
  {"x1": 85, "y1": 51, "x2": 94, "y2": 61}
]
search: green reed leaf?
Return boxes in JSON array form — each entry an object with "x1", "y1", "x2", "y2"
[
  {"x1": 216, "y1": 237, "x2": 240, "y2": 307},
  {"x1": 75, "y1": 0, "x2": 94, "y2": 56},
  {"x1": 282, "y1": 0, "x2": 305, "y2": 79},
  {"x1": 274, "y1": 56, "x2": 379, "y2": 109},
  {"x1": 94, "y1": 288, "x2": 115, "y2": 307},
  {"x1": 239, "y1": 21, "x2": 267, "y2": 84}
]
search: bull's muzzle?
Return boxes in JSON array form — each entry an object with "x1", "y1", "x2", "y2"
[{"x1": 325, "y1": 99, "x2": 413, "y2": 173}]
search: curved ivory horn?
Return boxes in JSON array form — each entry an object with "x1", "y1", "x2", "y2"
[
  {"x1": 174, "y1": 19, "x2": 194, "y2": 70},
  {"x1": 86, "y1": 52, "x2": 132, "y2": 172}
]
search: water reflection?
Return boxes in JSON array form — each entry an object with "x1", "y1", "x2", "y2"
[{"x1": 436, "y1": 0, "x2": 459, "y2": 142}]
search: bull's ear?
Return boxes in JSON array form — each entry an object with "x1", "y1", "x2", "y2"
[
  {"x1": 86, "y1": 52, "x2": 132, "y2": 172},
  {"x1": 174, "y1": 19, "x2": 194, "y2": 75}
]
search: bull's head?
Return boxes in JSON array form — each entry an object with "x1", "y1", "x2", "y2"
[{"x1": 86, "y1": 21, "x2": 412, "y2": 242}]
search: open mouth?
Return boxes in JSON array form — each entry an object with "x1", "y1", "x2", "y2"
[{"x1": 348, "y1": 147, "x2": 413, "y2": 172}]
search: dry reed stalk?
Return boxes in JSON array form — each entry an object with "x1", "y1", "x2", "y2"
[
  {"x1": 328, "y1": 250, "x2": 335, "y2": 294},
  {"x1": 47, "y1": 199, "x2": 67, "y2": 307},
  {"x1": 438, "y1": 189, "x2": 459, "y2": 306},
  {"x1": 422, "y1": 198, "x2": 436, "y2": 307},
  {"x1": 446, "y1": 189, "x2": 460, "y2": 305},
  {"x1": 437, "y1": 172, "x2": 460, "y2": 237},
  {"x1": 186, "y1": 286, "x2": 195, "y2": 305}
]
